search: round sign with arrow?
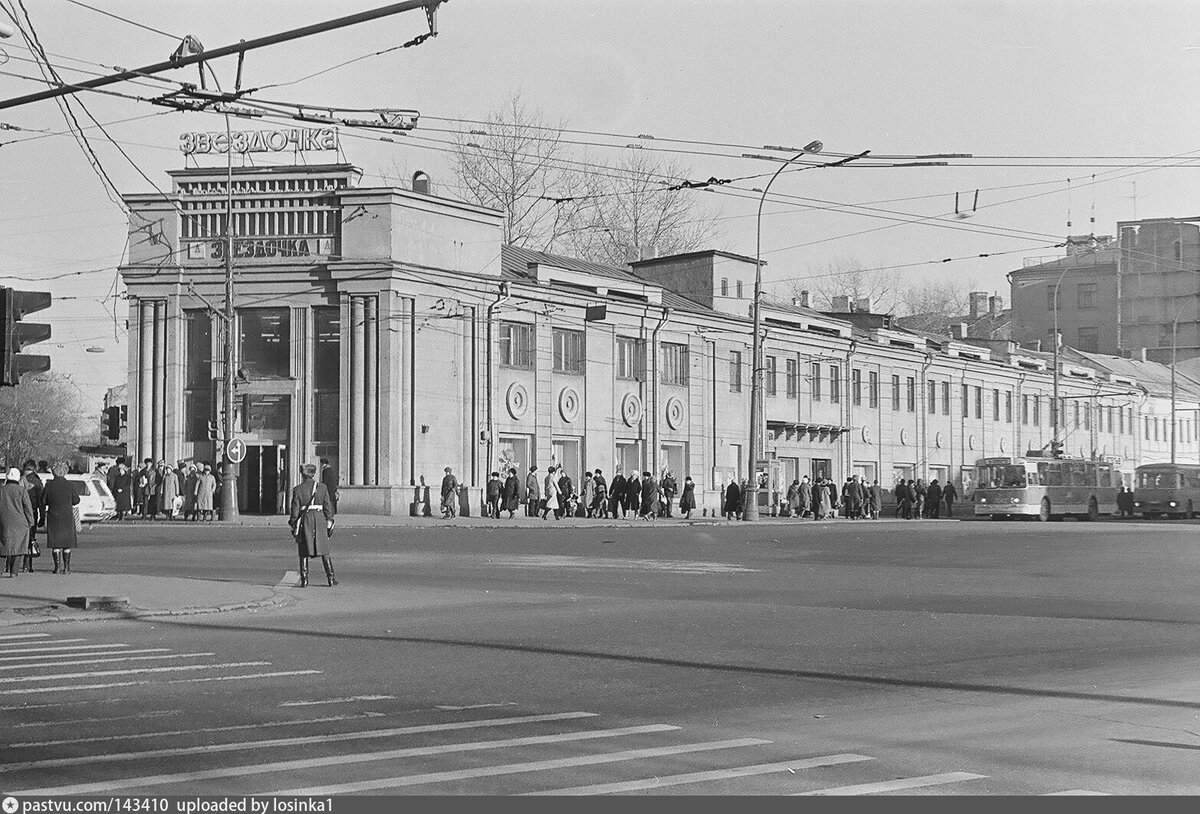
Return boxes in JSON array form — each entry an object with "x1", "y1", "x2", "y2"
[{"x1": 225, "y1": 438, "x2": 247, "y2": 465}]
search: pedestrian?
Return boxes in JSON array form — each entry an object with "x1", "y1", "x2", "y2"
[
  {"x1": 867, "y1": 480, "x2": 882, "y2": 519},
  {"x1": 826, "y1": 478, "x2": 840, "y2": 520},
  {"x1": 640, "y1": 471, "x2": 659, "y2": 520},
  {"x1": 927, "y1": 479, "x2": 943, "y2": 519},
  {"x1": 678, "y1": 475, "x2": 696, "y2": 519},
  {"x1": 42, "y1": 462, "x2": 80, "y2": 574},
  {"x1": 845, "y1": 475, "x2": 863, "y2": 519},
  {"x1": 541, "y1": 466, "x2": 559, "y2": 520},
  {"x1": 157, "y1": 461, "x2": 179, "y2": 520},
  {"x1": 440, "y1": 466, "x2": 459, "y2": 519},
  {"x1": 798, "y1": 475, "x2": 812, "y2": 518},
  {"x1": 723, "y1": 476, "x2": 741, "y2": 520},
  {"x1": 660, "y1": 471, "x2": 677, "y2": 518},
  {"x1": 108, "y1": 457, "x2": 132, "y2": 521},
  {"x1": 592, "y1": 468, "x2": 608, "y2": 518},
  {"x1": 287, "y1": 462, "x2": 336, "y2": 588},
  {"x1": 180, "y1": 464, "x2": 197, "y2": 521},
  {"x1": 813, "y1": 476, "x2": 829, "y2": 519},
  {"x1": 1, "y1": 467, "x2": 35, "y2": 577},
  {"x1": 320, "y1": 458, "x2": 339, "y2": 515},
  {"x1": 485, "y1": 471, "x2": 502, "y2": 518},
  {"x1": 609, "y1": 470, "x2": 626, "y2": 518},
  {"x1": 785, "y1": 479, "x2": 800, "y2": 518},
  {"x1": 942, "y1": 480, "x2": 958, "y2": 518},
  {"x1": 196, "y1": 463, "x2": 217, "y2": 521},
  {"x1": 525, "y1": 465, "x2": 541, "y2": 518},
  {"x1": 502, "y1": 468, "x2": 521, "y2": 519},
  {"x1": 559, "y1": 468, "x2": 577, "y2": 518},
  {"x1": 582, "y1": 471, "x2": 596, "y2": 518},
  {"x1": 20, "y1": 460, "x2": 43, "y2": 572},
  {"x1": 141, "y1": 458, "x2": 160, "y2": 520},
  {"x1": 625, "y1": 471, "x2": 641, "y2": 518},
  {"x1": 913, "y1": 478, "x2": 926, "y2": 519}
]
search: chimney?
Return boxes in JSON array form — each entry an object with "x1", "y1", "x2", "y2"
[
  {"x1": 1140, "y1": 347, "x2": 1148, "y2": 362},
  {"x1": 988, "y1": 294, "x2": 1002, "y2": 317},
  {"x1": 854, "y1": 296, "x2": 872, "y2": 313},
  {"x1": 951, "y1": 323, "x2": 967, "y2": 340},
  {"x1": 799, "y1": 290, "x2": 810, "y2": 309},
  {"x1": 642, "y1": 245, "x2": 657, "y2": 260},
  {"x1": 968, "y1": 291, "x2": 988, "y2": 320},
  {"x1": 831, "y1": 295, "x2": 850, "y2": 312}
]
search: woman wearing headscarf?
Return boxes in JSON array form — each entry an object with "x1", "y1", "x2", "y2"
[
  {"x1": 42, "y1": 462, "x2": 80, "y2": 574},
  {"x1": 1, "y1": 467, "x2": 35, "y2": 577}
]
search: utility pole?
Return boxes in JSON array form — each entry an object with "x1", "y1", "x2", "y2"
[{"x1": 219, "y1": 111, "x2": 239, "y2": 521}]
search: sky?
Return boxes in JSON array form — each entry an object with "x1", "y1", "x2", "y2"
[{"x1": 3, "y1": 0, "x2": 1200, "y2": 411}]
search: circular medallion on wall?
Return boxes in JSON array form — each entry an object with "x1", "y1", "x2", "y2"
[
  {"x1": 861, "y1": 425, "x2": 872, "y2": 444},
  {"x1": 899, "y1": 428, "x2": 909, "y2": 445},
  {"x1": 999, "y1": 436, "x2": 1007, "y2": 453},
  {"x1": 505, "y1": 383, "x2": 529, "y2": 419},
  {"x1": 935, "y1": 431, "x2": 944, "y2": 449},
  {"x1": 968, "y1": 434, "x2": 977, "y2": 451},
  {"x1": 665, "y1": 396, "x2": 685, "y2": 430},
  {"x1": 621, "y1": 392, "x2": 643, "y2": 427},
  {"x1": 558, "y1": 387, "x2": 581, "y2": 423}
]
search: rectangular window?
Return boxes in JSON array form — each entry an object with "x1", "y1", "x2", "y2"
[
  {"x1": 1145, "y1": 416, "x2": 1151, "y2": 440},
  {"x1": 1022, "y1": 394, "x2": 1029, "y2": 425},
  {"x1": 720, "y1": 278, "x2": 729, "y2": 297},
  {"x1": 312, "y1": 306, "x2": 340, "y2": 444},
  {"x1": 974, "y1": 386, "x2": 982, "y2": 419},
  {"x1": 786, "y1": 359, "x2": 799, "y2": 398},
  {"x1": 1005, "y1": 391, "x2": 1013, "y2": 423},
  {"x1": 992, "y1": 388, "x2": 1000, "y2": 421},
  {"x1": 891, "y1": 374, "x2": 900, "y2": 411},
  {"x1": 1077, "y1": 282, "x2": 1098, "y2": 310},
  {"x1": 1084, "y1": 403, "x2": 1091, "y2": 430},
  {"x1": 736, "y1": 280, "x2": 744, "y2": 299},
  {"x1": 499, "y1": 321, "x2": 535, "y2": 368},
  {"x1": 1073, "y1": 402, "x2": 1080, "y2": 428},
  {"x1": 852, "y1": 369, "x2": 862, "y2": 406},
  {"x1": 961, "y1": 383, "x2": 969, "y2": 417},
  {"x1": 552, "y1": 328, "x2": 585, "y2": 374},
  {"x1": 830, "y1": 365, "x2": 840, "y2": 403},
  {"x1": 869, "y1": 371, "x2": 879, "y2": 408},
  {"x1": 730, "y1": 351, "x2": 743, "y2": 392},
  {"x1": 1127, "y1": 407, "x2": 1134, "y2": 435},
  {"x1": 1118, "y1": 406, "x2": 1124, "y2": 434},
  {"x1": 184, "y1": 310, "x2": 213, "y2": 443},
  {"x1": 660, "y1": 342, "x2": 688, "y2": 386},
  {"x1": 814, "y1": 363, "x2": 822, "y2": 401},
  {"x1": 906, "y1": 377, "x2": 916, "y2": 412},
  {"x1": 1033, "y1": 395, "x2": 1041, "y2": 426},
  {"x1": 1077, "y1": 326, "x2": 1099, "y2": 352},
  {"x1": 239, "y1": 307, "x2": 290, "y2": 379},
  {"x1": 942, "y1": 381, "x2": 950, "y2": 415},
  {"x1": 928, "y1": 380, "x2": 937, "y2": 414},
  {"x1": 766, "y1": 356, "x2": 778, "y2": 397},
  {"x1": 616, "y1": 337, "x2": 646, "y2": 381}
]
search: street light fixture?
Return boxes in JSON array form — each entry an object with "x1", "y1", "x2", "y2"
[{"x1": 743, "y1": 140, "x2": 823, "y2": 521}]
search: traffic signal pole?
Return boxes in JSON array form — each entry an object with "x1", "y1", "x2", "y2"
[{"x1": 219, "y1": 111, "x2": 238, "y2": 522}]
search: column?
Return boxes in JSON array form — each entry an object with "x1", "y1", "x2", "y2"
[
  {"x1": 363, "y1": 296, "x2": 378, "y2": 485},
  {"x1": 152, "y1": 300, "x2": 167, "y2": 460},
  {"x1": 137, "y1": 300, "x2": 154, "y2": 462},
  {"x1": 349, "y1": 297, "x2": 365, "y2": 485}
]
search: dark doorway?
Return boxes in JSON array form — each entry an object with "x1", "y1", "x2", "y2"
[{"x1": 238, "y1": 445, "x2": 288, "y2": 514}]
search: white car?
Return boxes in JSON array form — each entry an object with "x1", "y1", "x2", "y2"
[{"x1": 35, "y1": 473, "x2": 117, "y2": 524}]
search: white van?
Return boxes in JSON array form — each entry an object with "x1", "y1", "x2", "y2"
[{"x1": 35, "y1": 473, "x2": 117, "y2": 524}]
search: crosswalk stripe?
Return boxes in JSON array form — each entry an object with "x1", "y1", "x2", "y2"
[
  {"x1": 0, "y1": 711, "x2": 600, "y2": 770},
  {"x1": 279, "y1": 695, "x2": 395, "y2": 707},
  {"x1": 0, "y1": 670, "x2": 322, "y2": 696},
  {"x1": 11, "y1": 723, "x2": 681, "y2": 795},
  {"x1": 794, "y1": 772, "x2": 988, "y2": 795},
  {"x1": 0, "y1": 647, "x2": 157, "y2": 663},
  {"x1": 0, "y1": 653, "x2": 213, "y2": 671},
  {"x1": 0, "y1": 633, "x2": 51, "y2": 641},
  {"x1": 0, "y1": 661, "x2": 270, "y2": 684},
  {"x1": 1043, "y1": 790, "x2": 1110, "y2": 795},
  {"x1": 0, "y1": 643, "x2": 131, "y2": 655},
  {"x1": 524, "y1": 753, "x2": 875, "y2": 795},
  {"x1": 277, "y1": 737, "x2": 773, "y2": 795},
  {"x1": 1, "y1": 698, "x2": 130, "y2": 711},
  {"x1": 11, "y1": 711, "x2": 387, "y2": 748},
  {"x1": 14, "y1": 710, "x2": 181, "y2": 730}
]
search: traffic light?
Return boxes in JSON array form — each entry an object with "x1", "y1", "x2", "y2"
[
  {"x1": 207, "y1": 419, "x2": 219, "y2": 440},
  {"x1": 1, "y1": 287, "x2": 51, "y2": 386},
  {"x1": 1050, "y1": 439, "x2": 1064, "y2": 458},
  {"x1": 102, "y1": 406, "x2": 121, "y2": 440}
]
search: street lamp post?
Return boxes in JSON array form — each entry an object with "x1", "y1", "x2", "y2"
[
  {"x1": 1050, "y1": 262, "x2": 1072, "y2": 454},
  {"x1": 743, "y1": 141, "x2": 823, "y2": 521}
]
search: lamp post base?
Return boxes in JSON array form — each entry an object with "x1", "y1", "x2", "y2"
[
  {"x1": 218, "y1": 461, "x2": 240, "y2": 521},
  {"x1": 742, "y1": 486, "x2": 759, "y2": 521}
]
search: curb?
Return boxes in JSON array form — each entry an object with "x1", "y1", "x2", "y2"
[{"x1": 0, "y1": 587, "x2": 294, "y2": 627}]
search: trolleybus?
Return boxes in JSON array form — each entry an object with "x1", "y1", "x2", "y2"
[
  {"x1": 1131, "y1": 462, "x2": 1200, "y2": 519},
  {"x1": 973, "y1": 454, "x2": 1119, "y2": 521}
]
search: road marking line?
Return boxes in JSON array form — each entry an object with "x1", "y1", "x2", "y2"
[
  {"x1": 0, "y1": 661, "x2": 270, "y2": 684},
  {"x1": 0, "y1": 647, "x2": 160, "y2": 663},
  {"x1": 0, "y1": 711, "x2": 601, "y2": 772},
  {"x1": 435, "y1": 702, "x2": 518, "y2": 711},
  {"x1": 0, "y1": 643, "x2": 131, "y2": 655},
  {"x1": 1, "y1": 698, "x2": 130, "y2": 711},
  {"x1": 1043, "y1": 790, "x2": 1111, "y2": 795},
  {"x1": 0, "y1": 633, "x2": 51, "y2": 641},
  {"x1": 279, "y1": 695, "x2": 395, "y2": 707},
  {"x1": 524, "y1": 753, "x2": 875, "y2": 795},
  {"x1": 278, "y1": 737, "x2": 772, "y2": 795},
  {"x1": 793, "y1": 772, "x2": 988, "y2": 795},
  {"x1": 11, "y1": 723, "x2": 681, "y2": 795},
  {"x1": 10, "y1": 711, "x2": 386, "y2": 748},
  {"x1": 0, "y1": 670, "x2": 317, "y2": 696},
  {"x1": 14, "y1": 710, "x2": 181, "y2": 729},
  {"x1": 0, "y1": 653, "x2": 213, "y2": 671},
  {"x1": 486, "y1": 555, "x2": 759, "y2": 574}
]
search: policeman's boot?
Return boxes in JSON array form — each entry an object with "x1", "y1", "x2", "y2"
[
  {"x1": 51, "y1": 550, "x2": 61, "y2": 574},
  {"x1": 322, "y1": 556, "x2": 337, "y2": 587},
  {"x1": 62, "y1": 551, "x2": 71, "y2": 574},
  {"x1": 299, "y1": 558, "x2": 309, "y2": 588}
]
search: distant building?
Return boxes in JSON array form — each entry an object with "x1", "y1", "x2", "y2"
[
  {"x1": 893, "y1": 291, "x2": 1011, "y2": 341},
  {"x1": 1008, "y1": 235, "x2": 1117, "y2": 354},
  {"x1": 1116, "y1": 218, "x2": 1200, "y2": 364}
]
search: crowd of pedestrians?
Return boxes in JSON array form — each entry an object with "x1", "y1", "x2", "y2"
[
  {"x1": 0, "y1": 459, "x2": 81, "y2": 576},
  {"x1": 101, "y1": 457, "x2": 220, "y2": 521}
]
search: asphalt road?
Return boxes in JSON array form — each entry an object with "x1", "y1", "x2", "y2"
[{"x1": 2, "y1": 517, "x2": 1199, "y2": 796}]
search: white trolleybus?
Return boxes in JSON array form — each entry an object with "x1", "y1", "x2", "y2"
[
  {"x1": 1132, "y1": 463, "x2": 1200, "y2": 519},
  {"x1": 973, "y1": 454, "x2": 1119, "y2": 522}
]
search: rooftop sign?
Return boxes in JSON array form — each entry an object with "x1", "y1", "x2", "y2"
[{"x1": 180, "y1": 128, "x2": 338, "y2": 155}]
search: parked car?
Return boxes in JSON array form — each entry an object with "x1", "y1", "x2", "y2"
[{"x1": 35, "y1": 472, "x2": 117, "y2": 524}]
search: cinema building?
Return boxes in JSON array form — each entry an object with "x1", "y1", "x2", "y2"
[{"x1": 118, "y1": 159, "x2": 1200, "y2": 515}]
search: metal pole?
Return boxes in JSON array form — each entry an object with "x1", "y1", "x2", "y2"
[
  {"x1": 219, "y1": 112, "x2": 239, "y2": 521},
  {"x1": 1172, "y1": 317, "x2": 1178, "y2": 465}
]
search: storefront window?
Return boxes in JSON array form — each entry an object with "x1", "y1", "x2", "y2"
[{"x1": 239, "y1": 308, "x2": 290, "y2": 379}]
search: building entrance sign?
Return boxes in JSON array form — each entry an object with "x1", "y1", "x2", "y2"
[
  {"x1": 180, "y1": 128, "x2": 339, "y2": 155},
  {"x1": 187, "y1": 237, "x2": 334, "y2": 261}
]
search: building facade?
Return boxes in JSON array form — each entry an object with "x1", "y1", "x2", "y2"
[
  {"x1": 1009, "y1": 236, "x2": 1118, "y2": 355},
  {"x1": 117, "y1": 161, "x2": 1200, "y2": 515}
]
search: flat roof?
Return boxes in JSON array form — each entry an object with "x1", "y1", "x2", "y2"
[{"x1": 629, "y1": 249, "x2": 762, "y2": 267}]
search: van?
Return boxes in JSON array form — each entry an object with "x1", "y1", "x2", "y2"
[{"x1": 35, "y1": 473, "x2": 117, "y2": 524}]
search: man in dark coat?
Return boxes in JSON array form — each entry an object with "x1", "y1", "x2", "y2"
[
  {"x1": 826, "y1": 478, "x2": 840, "y2": 520},
  {"x1": 913, "y1": 479, "x2": 927, "y2": 519},
  {"x1": 42, "y1": 462, "x2": 80, "y2": 574},
  {"x1": 486, "y1": 471, "x2": 502, "y2": 518},
  {"x1": 942, "y1": 481, "x2": 958, "y2": 517},
  {"x1": 926, "y1": 479, "x2": 943, "y2": 519},
  {"x1": 640, "y1": 471, "x2": 659, "y2": 520},
  {"x1": 625, "y1": 473, "x2": 641, "y2": 517},
  {"x1": 501, "y1": 469, "x2": 521, "y2": 518},
  {"x1": 320, "y1": 458, "x2": 339, "y2": 515},
  {"x1": 660, "y1": 472, "x2": 677, "y2": 518},
  {"x1": 440, "y1": 467, "x2": 458, "y2": 519},
  {"x1": 845, "y1": 475, "x2": 864, "y2": 519},
  {"x1": 525, "y1": 465, "x2": 540, "y2": 517},
  {"x1": 724, "y1": 477, "x2": 741, "y2": 520},
  {"x1": 556, "y1": 470, "x2": 575, "y2": 519},
  {"x1": 592, "y1": 468, "x2": 608, "y2": 518},
  {"x1": 288, "y1": 463, "x2": 336, "y2": 588},
  {"x1": 798, "y1": 475, "x2": 812, "y2": 518},
  {"x1": 609, "y1": 472, "x2": 626, "y2": 518}
]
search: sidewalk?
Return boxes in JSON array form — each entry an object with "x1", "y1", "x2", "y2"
[{"x1": 0, "y1": 571, "x2": 289, "y2": 627}]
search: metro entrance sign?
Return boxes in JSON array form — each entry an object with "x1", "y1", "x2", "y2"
[{"x1": 225, "y1": 438, "x2": 247, "y2": 465}]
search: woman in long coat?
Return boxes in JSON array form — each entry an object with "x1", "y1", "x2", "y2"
[
  {"x1": 111, "y1": 461, "x2": 133, "y2": 520},
  {"x1": 501, "y1": 469, "x2": 521, "y2": 518},
  {"x1": 678, "y1": 475, "x2": 696, "y2": 519},
  {"x1": 540, "y1": 467, "x2": 559, "y2": 520},
  {"x1": 42, "y1": 462, "x2": 79, "y2": 573},
  {"x1": 288, "y1": 463, "x2": 336, "y2": 587},
  {"x1": 195, "y1": 464, "x2": 217, "y2": 521},
  {"x1": 181, "y1": 465, "x2": 198, "y2": 521},
  {"x1": 158, "y1": 465, "x2": 180, "y2": 520},
  {"x1": 1, "y1": 468, "x2": 35, "y2": 577},
  {"x1": 814, "y1": 477, "x2": 830, "y2": 519}
]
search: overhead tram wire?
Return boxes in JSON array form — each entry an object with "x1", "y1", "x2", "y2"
[{"x1": 61, "y1": 0, "x2": 179, "y2": 40}]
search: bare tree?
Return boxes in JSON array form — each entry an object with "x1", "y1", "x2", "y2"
[
  {"x1": 0, "y1": 373, "x2": 90, "y2": 466},
  {"x1": 893, "y1": 278, "x2": 979, "y2": 334},
  {"x1": 782, "y1": 257, "x2": 898, "y2": 313}
]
